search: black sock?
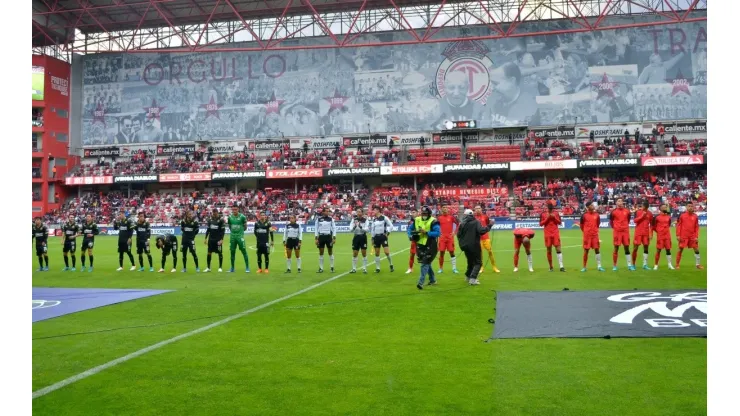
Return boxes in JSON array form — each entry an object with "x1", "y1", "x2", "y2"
[
  {"x1": 127, "y1": 252, "x2": 135, "y2": 265},
  {"x1": 183, "y1": 252, "x2": 188, "y2": 269},
  {"x1": 81, "y1": 254, "x2": 86, "y2": 266},
  {"x1": 161, "y1": 256, "x2": 166, "y2": 269},
  {"x1": 138, "y1": 254, "x2": 144, "y2": 267},
  {"x1": 265, "y1": 253, "x2": 270, "y2": 270},
  {"x1": 218, "y1": 253, "x2": 223, "y2": 268},
  {"x1": 257, "y1": 253, "x2": 262, "y2": 269},
  {"x1": 72, "y1": 255, "x2": 76, "y2": 267},
  {"x1": 90, "y1": 255, "x2": 94, "y2": 267},
  {"x1": 147, "y1": 254, "x2": 153, "y2": 267},
  {"x1": 173, "y1": 254, "x2": 178, "y2": 269},
  {"x1": 207, "y1": 253, "x2": 212, "y2": 268},
  {"x1": 44, "y1": 256, "x2": 49, "y2": 267},
  {"x1": 119, "y1": 253, "x2": 124, "y2": 267},
  {"x1": 64, "y1": 256, "x2": 69, "y2": 267},
  {"x1": 38, "y1": 256, "x2": 44, "y2": 269},
  {"x1": 191, "y1": 249, "x2": 199, "y2": 268}
]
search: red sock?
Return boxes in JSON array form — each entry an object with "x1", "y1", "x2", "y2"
[
  {"x1": 547, "y1": 251, "x2": 553, "y2": 268},
  {"x1": 583, "y1": 251, "x2": 588, "y2": 268},
  {"x1": 612, "y1": 251, "x2": 618, "y2": 266},
  {"x1": 631, "y1": 248, "x2": 638, "y2": 265},
  {"x1": 676, "y1": 251, "x2": 682, "y2": 266},
  {"x1": 654, "y1": 251, "x2": 660, "y2": 265},
  {"x1": 408, "y1": 253, "x2": 414, "y2": 269},
  {"x1": 439, "y1": 253, "x2": 444, "y2": 268},
  {"x1": 514, "y1": 253, "x2": 519, "y2": 267}
]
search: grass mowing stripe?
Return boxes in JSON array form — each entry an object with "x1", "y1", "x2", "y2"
[{"x1": 32, "y1": 247, "x2": 410, "y2": 400}]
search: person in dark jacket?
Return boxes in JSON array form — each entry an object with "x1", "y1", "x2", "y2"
[
  {"x1": 409, "y1": 206, "x2": 440, "y2": 290},
  {"x1": 457, "y1": 209, "x2": 492, "y2": 285}
]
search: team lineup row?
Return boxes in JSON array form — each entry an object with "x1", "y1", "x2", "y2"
[{"x1": 31, "y1": 200, "x2": 703, "y2": 281}]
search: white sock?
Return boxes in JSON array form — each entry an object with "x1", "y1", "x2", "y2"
[
  {"x1": 643, "y1": 252, "x2": 649, "y2": 265},
  {"x1": 625, "y1": 254, "x2": 632, "y2": 267},
  {"x1": 375, "y1": 256, "x2": 381, "y2": 269},
  {"x1": 287, "y1": 258, "x2": 292, "y2": 270},
  {"x1": 695, "y1": 253, "x2": 701, "y2": 266},
  {"x1": 330, "y1": 255, "x2": 335, "y2": 268},
  {"x1": 667, "y1": 254, "x2": 673, "y2": 266},
  {"x1": 297, "y1": 258, "x2": 302, "y2": 269},
  {"x1": 557, "y1": 252, "x2": 563, "y2": 268},
  {"x1": 319, "y1": 255, "x2": 324, "y2": 269},
  {"x1": 451, "y1": 256, "x2": 457, "y2": 268},
  {"x1": 527, "y1": 254, "x2": 533, "y2": 269},
  {"x1": 352, "y1": 256, "x2": 357, "y2": 269},
  {"x1": 596, "y1": 253, "x2": 602, "y2": 268},
  {"x1": 386, "y1": 254, "x2": 393, "y2": 266},
  {"x1": 363, "y1": 256, "x2": 368, "y2": 269}
]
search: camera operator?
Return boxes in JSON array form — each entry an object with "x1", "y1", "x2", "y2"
[{"x1": 408, "y1": 206, "x2": 440, "y2": 290}]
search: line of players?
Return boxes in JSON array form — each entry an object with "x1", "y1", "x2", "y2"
[{"x1": 32, "y1": 199, "x2": 703, "y2": 274}]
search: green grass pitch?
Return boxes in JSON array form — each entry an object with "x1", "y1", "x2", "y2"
[{"x1": 32, "y1": 228, "x2": 707, "y2": 415}]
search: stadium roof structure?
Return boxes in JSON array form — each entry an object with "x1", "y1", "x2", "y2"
[{"x1": 33, "y1": 0, "x2": 706, "y2": 57}]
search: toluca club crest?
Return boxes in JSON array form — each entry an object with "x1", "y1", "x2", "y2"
[{"x1": 435, "y1": 39, "x2": 494, "y2": 105}]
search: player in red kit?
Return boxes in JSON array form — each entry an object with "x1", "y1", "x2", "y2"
[
  {"x1": 676, "y1": 203, "x2": 703, "y2": 270},
  {"x1": 437, "y1": 206, "x2": 459, "y2": 274},
  {"x1": 405, "y1": 210, "x2": 418, "y2": 274},
  {"x1": 631, "y1": 200, "x2": 653, "y2": 270},
  {"x1": 513, "y1": 228, "x2": 535, "y2": 272},
  {"x1": 652, "y1": 204, "x2": 675, "y2": 270},
  {"x1": 580, "y1": 202, "x2": 605, "y2": 272},
  {"x1": 609, "y1": 198, "x2": 635, "y2": 271},
  {"x1": 539, "y1": 200, "x2": 565, "y2": 272},
  {"x1": 474, "y1": 206, "x2": 500, "y2": 273}
]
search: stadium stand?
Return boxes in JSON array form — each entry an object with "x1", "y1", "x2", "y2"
[{"x1": 367, "y1": 186, "x2": 418, "y2": 221}]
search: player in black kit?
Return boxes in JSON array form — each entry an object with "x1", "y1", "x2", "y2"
[
  {"x1": 135, "y1": 212, "x2": 154, "y2": 272},
  {"x1": 32, "y1": 217, "x2": 49, "y2": 271},
  {"x1": 113, "y1": 212, "x2": 137, "y2": 271},
  {"x1": 350, "y1": 208, "x2": 369, "y2": 274},
  {"x1": 180, "y1": 210, "x2": 200, "y2": 272},
  {"x1": 283, "y1": 214, "x2": 302, "y2": 273},
  {"x1": 156, "y1": 233, "x2": 179, "y2": 272},
  {"x1": 204, "y1": 209, "x2": 226, "y2": 272},
  {"x1": 254, "y1": 212, "x2": 274, "y2": 273},
  {"x1": 80, "y1": 214, "x2": 99, "y2": 272},
  {"x1": 62, "y1": 214, "x2": 80, "y2": 271},
  {"x1": 314, "y1": 207, "x2": 337, "y2": 273}
]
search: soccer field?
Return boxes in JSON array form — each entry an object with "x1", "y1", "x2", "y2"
[{"x1": 32, "y1": 228, "x2": 707, "y2": 415}]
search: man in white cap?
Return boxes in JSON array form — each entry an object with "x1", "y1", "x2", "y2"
[{"x1": 456, "y1": 209, "x2": 493, "y2": 285}]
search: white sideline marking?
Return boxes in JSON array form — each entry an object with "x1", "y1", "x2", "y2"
[{"x1": 32, "y1": 248, "x2": 409, "y2": 400}]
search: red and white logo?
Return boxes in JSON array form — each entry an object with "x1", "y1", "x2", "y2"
[
  {"x1": 266, "y1": 169, "x2": 323, "y2": 179},
  {"x1": 159, "y1": 172, "x2": 212, "y2": 182},
  {"x1": 435, "y1": 40, "x2": 494, "y2": 105},
  {"x1": 65, "y1": 176, "x2": 113, "y2": 185},
  {"x1": 509, "y1": 160, "x2": 578, "y2": 171},
  {"x1": 381, "y1": 165, "x2": 444, "y2": 175},
  {"x1": 641, "y1": 156, "x2": 704, "y2": 167}
]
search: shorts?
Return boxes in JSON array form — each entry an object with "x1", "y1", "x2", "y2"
[
  {"x1": 63, "y1": 240, "x2": 77, "y2": 253},
  {"x1": 136, "y1": 240, "x2": 151, "y2": 254},
  {"x1": 656, "y1": 236, "x2": 672, "y2": 250},
  {"x1": 678, "y1": 238, "x2": 698, "y2": 250},
  {"x1": 514, "y1": 237, "x2": 531, "y2": 250},
  {"x1": 352, "y1": 235, "x2": 368, "y2": 251},
  {"x1": 181, "y1": 239, "x2": 196, "y2": 253},
  {"x1": 208, "y1": 239, "x2": 223, "y2": 253},
  {"x1": 582, "y1": 235, "x2": 600, "y2": 250},
  {"x1": 35, "y1": 244, "x2": 47, "y2": 256},
  {"x1": 633, "y1": 234, "x2": 650, "y2": 247},
  {"x1": 230, "y1": 236, "x2": 246, "y2": 252},
  {"x1": 372, "y1": 234, "x2": 389, "y2": 249},
  {"x1": 480, "y1": 239, "x2": 492, "y2": 252},
  {"x1": 285, "y1": 238, "x2": 300, "y2": 250},
  {"x1": 256, "y1": 243, "x2": 270, "y2": 255},
  {"x1": 162, "y1": 240, "x2": 178, "y2": 257},
  {"x1": 82, "y1": 238, "x2": 94, "y2": 250},
  {"x1": 317, "y1": 234, "x2": 334, "y2": 249},
  {"x1": 439, "y1": 235, "x2": 455, "y2": 253},
  {"x1": 612, "y1": 231, "x2": 630, "y2": 246},
  {"x1": 410, "y1": 241, "x2": 417, "y2": 255},
  {"x1": 544, "y1": 235, "x2": 561, "y2": 248},
  {"x1": 118, "y1": 240, "x2": 132, "y2": 253}
]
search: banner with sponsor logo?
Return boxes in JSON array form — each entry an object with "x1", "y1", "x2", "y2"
[
  {"x1": 159, "y1": 172, "x2": 212, "y2": 182},
  {"x1": 432, "y1": 131, "x2": 479, "y2": 144},
  {"x1": 422, "y1": 187, "x2": 509, "y2": 198},
  {"x1": 380, "y1": 164, "x2": 443, "y2": 175},
  {"x1": 443, "y1": 163, "x2": 509, "y2": 173},
  {"x1": 247, "y1": 140, "x2": 283, "y2": 151},
  {"x1": 156, "y1": 144, "x2": 196, "y2": 155},
  {"x1": 576, "y1": 124, "x2": 642, "y2": 139},
  {"x1": 265, "y1": 168, "x2": 323, "y2": 179},
  {"x1": 342, "y1": 135, "x2": 387, "y2": 147},
  {"x1": 325, "y1": 167, "x2": 380, "y2": 176},
  {"x1": 83, "y1": 147, "x2": 120, "y2": 158},
  {"x1": 663, "y1": 120, "x2": 706, "y2": 134},
  {"x1": 198, "y1": 142, "x2": 246, "y2": 154},
  {"x1": 578, "y1": 158, "x2": 640, "y2": 168},
  {"x1": 530, "y1": 127, "x2": 576, "y2": 139},
  {"x1": 113, "y1": 174, "x2": 159, "y2": 183},
  {"x1": 211, "y1": 171, "x2": 266, "y2": 179},
  {"x1": 65, "y1": 176, "x2": 113, "y2": 185},
  {"x1": 289, "y1": 137, "x2": 342, "y2": 150},
  {"x1": 509, "y1": 159, "x2": 578, "y2": 171},
  {"x1": 388, "y1": 133, "x2": 432, "y2": 146},
  {"x1": 641, "y1": 155, "x2": 705, "y2": 166},
  {"x1": 479, "y1": 129, "x2": 527, "y2": 143}
]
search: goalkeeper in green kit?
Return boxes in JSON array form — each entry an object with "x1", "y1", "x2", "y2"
[{"x1": 227, "y1": 204, "x2": 251, "y2": 273}]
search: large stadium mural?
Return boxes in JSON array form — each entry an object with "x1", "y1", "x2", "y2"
[{"x1": 81, "y1": 13, "x2": 707, "y2": 146}]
